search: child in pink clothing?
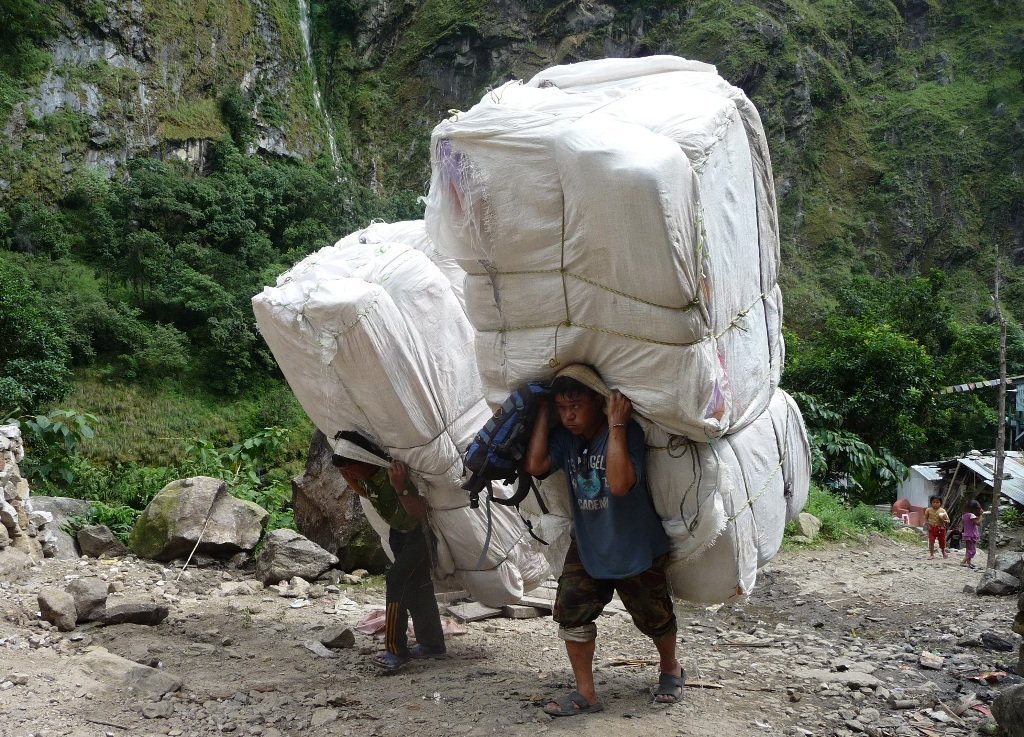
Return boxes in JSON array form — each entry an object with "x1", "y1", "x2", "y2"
[{"x1": 959, "y1": 500, "x2": 983, "y2": 569}]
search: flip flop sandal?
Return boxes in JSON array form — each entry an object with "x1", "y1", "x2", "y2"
[
  {"x1": 542, "y1": 690, "x2": 604, "y2": 717},
  {"x1": 409, "y1": 644, "x2": 447, "y2": 659},
  {"x1": 653, "y1": 670, "x2": 686, "y2": 704},
  {"x1": 372, "y1": 650, "x2": 410, "y2": 672}
]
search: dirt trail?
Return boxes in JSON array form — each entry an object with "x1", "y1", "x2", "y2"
[{"x1": 1, "y1": 536, "x2": 1019, "y2": 737}]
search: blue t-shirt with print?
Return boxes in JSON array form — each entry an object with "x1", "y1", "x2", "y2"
[{"x1": 549, "y1": 420, "x2": 669, "y2": 579}]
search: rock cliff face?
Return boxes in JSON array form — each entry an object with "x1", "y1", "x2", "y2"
[
  {"x1": 2, "y1": 1, "x2": 1021, "y2": 296},
  {"x1": 1, "y1": 0, "x2": 333, "y2": 196}
]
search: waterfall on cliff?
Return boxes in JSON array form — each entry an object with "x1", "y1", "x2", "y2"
[{"x1": 297, "y1": 0, "x2": 340, "y2": 167}]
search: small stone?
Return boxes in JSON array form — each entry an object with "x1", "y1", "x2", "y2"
[
  {"x1": 321, "y1": 627, "x2": 356, "y2": 649},
  {"x1": 919, "y1": 651, "x2": 944, "y2": 670},
  {"x1": 141, "y1": 701, "x2": 175, "y2": 718}
]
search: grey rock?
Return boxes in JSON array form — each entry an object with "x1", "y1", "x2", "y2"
[
  {"x1": 0, "y1": 548, "x2": 31, "y2": 580},
  {"x1": 37, "y1": 587, "x2": 77, "y2": 631},
  {"x1": 97, "y1": 602, "x2": 169, "y2": 626},
  {"x1": 994, "y1": 552, "x2": 1024, "y2": 580},
  {"x1": 255, "y1": 529, "x2": 338, "y2": 585},
  {"x1": 76, "y1": 524, "x2": 129, "y2": 558},
  {"x1": 75, "y1": 646, "x2": 181, "y2": 697},
  {"x1": 321, "y1": 626, "x2": 356, "y2": 649},
  {"x1": 793, "y1": 668, "x2": 880, "y2": 688},
  {"x1": 794, "y1": 513, "x2": 822, "y2": 539},
  {"x1": 992, "y1": 683, "x2": 1024, "y2": 737},
  {"x1": 66, "y1": 578, "x2": 109, "y2": 621},
  {"x1": 310, "y1": 707, "x2": 338, "y2": 727},
  {"x1": 291, "y1": 431, "x2": 375, "y2": 568},
  {"x1": 302, "y1": 640, "x2": 337, "y2": 658},
  {"x1": 981, "y1": 631, "x2": 1016, "y2": 652},
  {"x1": 27, "y1": 497, "x2": 89, "y2": 559},
  {"x1": 141, "y1": 701, "x2": 175, "y2": 718},
  {"x1": 128, "y1": 477, "x2": 268, "y2": 561},
  {"x1": 977, "y1": 568, "x2": 1021, "y2": 596}
]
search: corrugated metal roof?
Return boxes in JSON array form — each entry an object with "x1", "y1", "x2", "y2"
[
  {"x1": 909, "y1": 464, "x2": 943, "y2": 482},
  {"x1": 956, "y1": 453, "x2": 1024, "y2": 506}
]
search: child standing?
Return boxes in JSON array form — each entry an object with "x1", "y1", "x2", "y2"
[
  {"x1": 960, "y1": 499, "x2": 984, "y2": 569},
  {"x1": 924, "y1": 495, "x2": 951, "y2": 559}
]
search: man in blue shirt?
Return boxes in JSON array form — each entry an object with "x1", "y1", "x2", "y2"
[{"x1": 525, "y1": 365, "x2": 682, "y2": 715}]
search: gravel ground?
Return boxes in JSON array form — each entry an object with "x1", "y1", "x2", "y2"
[{"x1": 1, "y1": 534, "x2": 1020, "y2": 737}]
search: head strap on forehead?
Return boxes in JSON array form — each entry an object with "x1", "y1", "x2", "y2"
[{"x1": 553, "y1": 364, "x2": 611, "y2": 398}]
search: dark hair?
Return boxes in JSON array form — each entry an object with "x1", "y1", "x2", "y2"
[
  {"x1": 550, "y1": 375, "x2": 598, "y2": 400},
  {"x1": 929, "y1": 495, "x2": 943, "y2": 504},
  {"x1": 331, "y1": 430, "x2": 388, "y2": 468},
  {"x1": 966, "y1": 499, "x2": 983, "y2": 514}
]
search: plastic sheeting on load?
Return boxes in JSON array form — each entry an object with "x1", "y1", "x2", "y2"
[
  {"x1": 252, "y1": 224, "x2": 548, "y2": 604},
  {"x1": 424, "y1": 55, "x2": 783, "y2": 439}
]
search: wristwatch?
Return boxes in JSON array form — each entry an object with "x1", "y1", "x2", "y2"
[{"x1": 399, "y1": 487, "x2": 411, "y2": 497}]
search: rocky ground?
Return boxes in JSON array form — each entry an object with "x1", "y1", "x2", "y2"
[{"x1": 1, "y1": 535, "x2": 1021, "y2": 737}]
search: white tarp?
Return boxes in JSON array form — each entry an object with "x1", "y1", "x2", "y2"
[
  {"x1": 424, "y1": 55, "x2": 783, "y2": 440},
  {"x1": 252, "y1": 223, "x2": 548, "y2": 605}
]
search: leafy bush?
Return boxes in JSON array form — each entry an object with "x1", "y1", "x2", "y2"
[
  {"x1": 182, "y1": 426, "x2": 296, "y2": 531},
  {"x1": 785, "y1": 485, "x2": 896, "y2": 543},
  {"x1": 6, "y1": 409, "x2": 97, "y2": 488},
  {"x1": 789, "y1": 391, "x2": 908, "y2": 504},
  {"x1": 0, "y1": 257, "x2": 74, "y2": 414},
  {"x1": 63, "y1": 501, "x2": 140, "y2": 544}
]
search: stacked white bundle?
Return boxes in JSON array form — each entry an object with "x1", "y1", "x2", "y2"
[
  {"x1": 657, "y1": 390, "x2": 810, "y2": 603},
  {"x1": 252, "y1": 224, "x2": 548, "y2": 605},
  {"x1": 424, "y1": 55, "x2": 783, "y2": 439}
]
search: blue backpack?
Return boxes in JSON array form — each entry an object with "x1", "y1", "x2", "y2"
[{"x1": 462, "y1": 381, "x2": 550, "y2": 527}]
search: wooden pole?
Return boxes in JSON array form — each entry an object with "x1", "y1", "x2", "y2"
[{"x1": 987, "y1": 251, "x2": 1007, "y2": 566}]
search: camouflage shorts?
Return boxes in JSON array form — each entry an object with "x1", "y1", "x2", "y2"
[{"x1": 553, "y1": 539, "x2": 677, "y2": 640}]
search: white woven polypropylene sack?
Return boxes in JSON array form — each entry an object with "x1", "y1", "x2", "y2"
[
  {"x1": 424, "y1": 55, "x2": 782, "y2": 438},
  {"x1": 663, "y1": 389, "x2": 811, "y2": 603},
  {"x1": 252, "y1": 227, "x2": 549, "y2": 601}
]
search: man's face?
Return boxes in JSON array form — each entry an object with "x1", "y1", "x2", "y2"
[
  {"x1": 553, "y1": 391, "x2": 605, "y2": 440},
  {"x1": 337, "y1": 461, "x2": 377, "y2": 486}
]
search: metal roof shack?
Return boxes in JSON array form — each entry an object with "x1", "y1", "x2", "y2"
[{"x1": 925, "y1": 451, "x2": 1024, "y2": 527}]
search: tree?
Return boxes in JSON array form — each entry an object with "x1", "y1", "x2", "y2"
[{"x1": 0, "y1": 256, "x2": 73, "y2": 414}]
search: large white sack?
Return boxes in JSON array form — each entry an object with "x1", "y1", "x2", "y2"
[
  {"x1": 253, "y1": 244, "x2": 478, "y2": 493},
  {"x1": 663, "y1": 389, "x2": 811, "y2": 603},
  {"x1": 253, "y1": 229, "x2": 549, "y2": 601},
  {"x1": 424, "y1": 55, "x2": 782, "y2": 439}
]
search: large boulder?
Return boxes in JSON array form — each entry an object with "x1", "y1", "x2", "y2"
[
  {"x1": 66, "y1": 577, "x2": 109, "y2": 622},
  {"x1": 994, "y1": 551, "x2": 1024, "y2": 580},
  {"x1": 128, "y1": 476, "x2": 268, "y2": 562},
  {"x1": 291, "y1": 431, "x2": 379, "y2": 569},
  {"x1": 976, "y1": 568, "x2": 1021, "y2": 596},
  {"x1": 255, "y1": 528, "x2": 338, "y2": 585},
  {"x1": 992, "y1": 683, "x2": 1024, "y2": 737},
  {"x1": 74, "y1": 646, "x2": 181, "y2": 697}
]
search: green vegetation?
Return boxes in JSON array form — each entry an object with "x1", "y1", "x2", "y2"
[
  {"x1": 784, "y1": 485, "x2": 897, "y2": 544},
  {"x1": 1, "y1": 0, "x2": 1022, "y2": 528},
  {"x1": 63, "y1": 501, "x2": 140, "y2": 544}
]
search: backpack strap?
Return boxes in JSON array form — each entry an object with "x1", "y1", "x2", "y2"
[{"x1": 485, "y1": 468, "x2": 549, "y2": 545}]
